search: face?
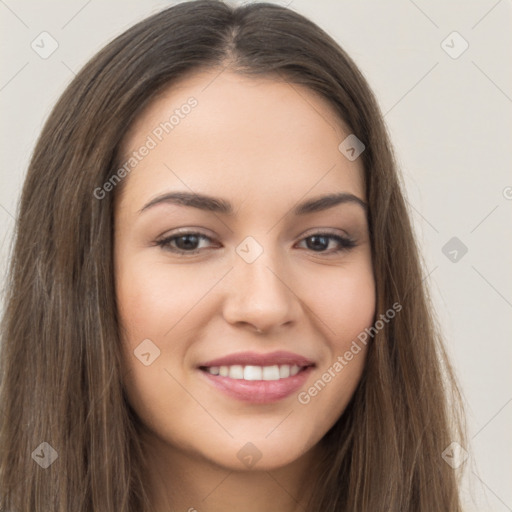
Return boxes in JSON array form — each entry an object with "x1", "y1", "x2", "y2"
[{"x1": 114, "y1": 69, "x2": 375, "y2": 472}]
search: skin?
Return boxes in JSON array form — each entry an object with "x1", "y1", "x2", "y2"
[{"x1": 114, "y1": 68, "x2": 376, "y2": 512}]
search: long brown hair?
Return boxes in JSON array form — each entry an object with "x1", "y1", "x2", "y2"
[{"x1": 0, "y1": 1, "x2": 466, "y2": 510}]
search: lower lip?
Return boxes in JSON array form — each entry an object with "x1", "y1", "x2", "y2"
[{"x1": 199, "y1": 367, "x2": 314, "y2": 404}]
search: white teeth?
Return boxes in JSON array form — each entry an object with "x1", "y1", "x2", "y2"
[
  {"x1": 262, "y1": 365, "x2": 280, "y2": 381},
  {"x1": 279, "y1": 365, "x2": 290, "y2": 378},
  {"x1": 244, "y1": 365, "x2": 262, "y2": 381},
  {"x1": 204, "y1": 364, "x2": 306, "y2": 381},
  {"x1": 229, "y1": 365, "x2": 244, "y2": 379}
]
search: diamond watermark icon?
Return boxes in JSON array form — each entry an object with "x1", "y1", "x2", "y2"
[
  {"x1": 441, "y1": 31, "x2": 469, "y2": 59},
  {"x1": 31, "y1": 442, "x2": 58, "y2": 469},
  {"x1": 134, "y1": 338, "x2": 161, "y2": 366},
  {"x1": 338, "y1": 134, "x2": 365, "y2": 161},
  {"x1": 442, "y1": 441, "x2": 469, "y2": 469},
  {"x1": 31, "y1": 31, "x2": 59, "y2": 59},
  {"x1": 442, "y1": 237, "x2": 468, "y2": 263},
  {"x1": 237, "y1": 442, "x2": 262, "y2": 468},
  {"x1": 236, "y1": 236, "x2": 264, "y2": 264}
]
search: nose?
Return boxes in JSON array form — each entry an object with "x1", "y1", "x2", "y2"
[{"x1": 221, "y1": 244, "x2": 301, "y2": 334}]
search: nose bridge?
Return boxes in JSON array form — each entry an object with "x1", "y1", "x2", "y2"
[
  {"x1": 235, "y1": 235, "x2": 287, "y2": 300},
  {"x1": 223, "y1": 235, "x2": 298, "y2": 330}
]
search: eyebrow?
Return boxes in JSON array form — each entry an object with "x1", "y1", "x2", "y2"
[{"x1": 139, "y1": 191, "x2": 368, "y2": 216}]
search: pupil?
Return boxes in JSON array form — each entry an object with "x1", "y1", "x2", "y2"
[
  {"x1": 177, "y1": 235, "x2": 199, "y2": 250},
  {"x1": 308, "y1": 235, "x2": 328, "y2": 251}
]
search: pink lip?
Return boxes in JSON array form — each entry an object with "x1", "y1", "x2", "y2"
[
  {"x1": 198, "y1": 350, "x2": 315, "y2": 368},
  {"x1": 199, "y1": 366, "x2": 314, "y2": 404}
]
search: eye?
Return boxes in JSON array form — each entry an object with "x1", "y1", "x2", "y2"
[
  {"x1": 297, "y1": 232, "x2": 356, "y2": 253},
  {"x1": 155, "y1": 230, "x2": 356, "y2": 255},
  {"x1": 156, "y1": 231, "x2": 215, "y2": 255}
]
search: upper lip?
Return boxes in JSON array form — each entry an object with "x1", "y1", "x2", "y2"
[{"x1": 198, "y1": 350, "x2": 315, "y2": 368}]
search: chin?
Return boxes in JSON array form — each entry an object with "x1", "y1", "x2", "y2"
[{"x1": 195, "y1": 434, "x2": 317, "y2": 473}]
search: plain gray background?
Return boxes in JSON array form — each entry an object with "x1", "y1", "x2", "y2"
[{"x1": 1, "y1": 1, "x2": 511, "y2": 510}]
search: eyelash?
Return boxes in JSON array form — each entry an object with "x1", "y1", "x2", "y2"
[{"x1": 155, "y1": 230, "x2": 357, "y2": 256}]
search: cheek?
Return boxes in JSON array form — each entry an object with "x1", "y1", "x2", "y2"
[
  {"x1": 115, "y1": 255, "x2": 208, "y2": 343},
  {"x1": 115, "y1": 261, "x2": 196, "y2": 440},
  {"x1": 297, "y1": 258, "x2": 375, "y2": 417},
  {"x1": 115, "y1": 255, "x2": 218, "y2": 416},
  {"x1": 307, "y1": 257, "x2": 376, "y2": 346}
]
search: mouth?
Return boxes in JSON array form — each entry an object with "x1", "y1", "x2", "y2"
[{"x1": 197, "y1": 351, "x2": 315, "y2": 403}]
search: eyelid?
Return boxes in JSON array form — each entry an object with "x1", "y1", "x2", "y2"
[
  {"x1": 157, "y1": 226, "x2": 352, "y2": 241},
  {"x1": 299, "y1": 226, "x2": 351, "y2": 238}
]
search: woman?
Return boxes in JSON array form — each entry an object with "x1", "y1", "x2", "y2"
[{"x1": 0, "y1": 1, "x2": 466, "y2": 510}]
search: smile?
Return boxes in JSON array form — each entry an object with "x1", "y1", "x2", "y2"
[{"x1": 197, "y1": 351, "x2": 315, "y2": 403}]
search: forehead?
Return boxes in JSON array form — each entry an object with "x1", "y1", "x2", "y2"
[{"x1": 117, "y1": 69, "x2": 365, "y2": 209}]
